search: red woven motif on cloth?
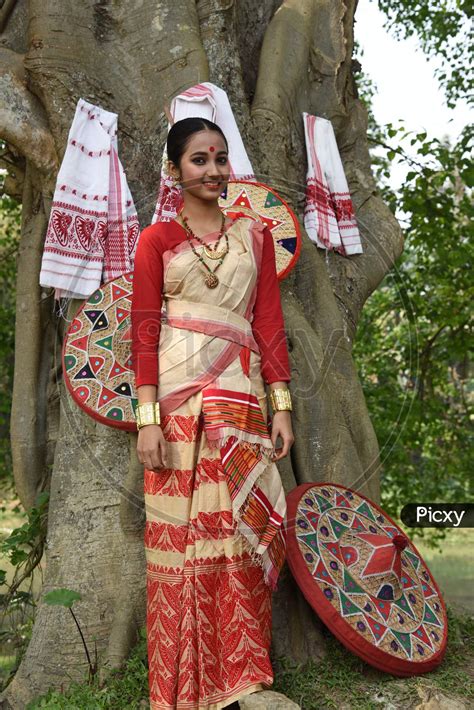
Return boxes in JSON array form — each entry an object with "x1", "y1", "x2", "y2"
[
  {"x1": 144, "y1": 408, "x2": 276, "y2": 708},
  {"x1": 146, "y1": 554, "x2": 273, "y2": 709},
  {"x1": 304, "y1": 177, "x2": 335, "y2": 216},
  {"x1": 333, "y1": 195, "x2": 356, "y2": 223},
  {"x1": 40, "y1": 98, "x2": 141, "y2": 300},
  {"x1": 159, "y1": 412, "x2": 201, "y2": 442}
]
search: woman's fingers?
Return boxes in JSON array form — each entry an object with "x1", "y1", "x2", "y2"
[
  {"x1": 138, "y1": 448, "x2": 161, "y2": 472},
  {"x1": 271, "y1": 432, "x2": 294, "y2": 460},
  {"x1": 159, "y1": 439, "x2": 169, "y2": 468},
  {"x1": 137, "y1": 427, "x2": 169, "y2": 472},
  {"x1": 150, "y1": 448, "x2": 164, "y2": 472},
  {"x1": 272, "y1": 447, "x2": 283, "y2": 460}
]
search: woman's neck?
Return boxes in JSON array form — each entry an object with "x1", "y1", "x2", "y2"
[{"x1": 180, "y1": 193, "x2": 224, "y2": 232}]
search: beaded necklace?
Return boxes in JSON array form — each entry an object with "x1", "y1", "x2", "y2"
[{"x1": 179, "y1": 212, "x2": 230, "y2": 289}]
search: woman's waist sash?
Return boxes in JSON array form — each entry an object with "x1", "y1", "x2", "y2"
[{"x1": 162, "y1": 298, "x2": 259, "y2": 353}]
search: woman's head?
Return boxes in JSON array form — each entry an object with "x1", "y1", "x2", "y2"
[
  {"x1": 167, "y1": 117, "x2": 228, "y2": 167},
  {"x1": 166, "y1": 117, "x2": 230, "y2": 201}
]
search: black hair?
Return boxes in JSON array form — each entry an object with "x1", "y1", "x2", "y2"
[{"x1": 166, "y1": 117, "x2": 228, "y2": 167}]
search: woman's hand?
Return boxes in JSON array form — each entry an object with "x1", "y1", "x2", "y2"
[
  {"x1": 137, "y1": 424, "x2": 169, "y2": 473},
  {"x1": 270, "y1": 410, "x2": 294, "y2": 462}
]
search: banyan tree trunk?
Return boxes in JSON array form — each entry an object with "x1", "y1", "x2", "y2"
[{"x1": 0, "y1": 0, "x2": 403, "y2": 706}]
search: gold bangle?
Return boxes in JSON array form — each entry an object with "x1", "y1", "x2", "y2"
[
  {"x1": 269, "y1": 388, "x2": 292, "y2": 412},
  {"x1": 135, "y1": 401, "x2": 161, "y2": 429}
]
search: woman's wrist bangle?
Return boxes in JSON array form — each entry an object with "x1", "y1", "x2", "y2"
[
  {"x1": 135, "y1": 401, "x2": 161, "y2": 430},
  {"x1": 269, "y1": 387, "x2": 292, "y2": 412}
]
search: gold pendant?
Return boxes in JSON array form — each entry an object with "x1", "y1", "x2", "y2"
[
  {"x1": 205, "y1": 272, "x2": 219, "y2": 288},
  {"x1": 204, "y1": 246, "x2": 227, "y2": 260}
]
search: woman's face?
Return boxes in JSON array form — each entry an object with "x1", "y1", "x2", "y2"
[{"x1": 169, "y1": 130, "x2": 230, "y2": 201}]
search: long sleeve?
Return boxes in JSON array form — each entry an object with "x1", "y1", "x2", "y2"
[
  {"x1": 130, "y1": 226, "x2": 163, "y2": 387},
  {"x1": 251, "y1": 227, "x2": 291, "y2": 384}
]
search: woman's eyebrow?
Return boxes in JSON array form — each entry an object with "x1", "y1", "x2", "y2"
[{"x1": 189, "y1": 150, "x2": 228, "y2": 157}]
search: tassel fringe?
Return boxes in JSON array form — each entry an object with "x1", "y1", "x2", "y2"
[{"x1": 209, "y1": 427, "x2": 283, "y2": 592}]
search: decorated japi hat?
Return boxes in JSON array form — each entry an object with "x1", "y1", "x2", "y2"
[
  {"x1": 220, "y1": 180, "x2": 300, "y2": 281},
  {"x1": 62, "y1": 272, "x2": 137, "y2": 430},
  {"x1": 285, "y1": 483, "x2": 448, "y2": 676}
]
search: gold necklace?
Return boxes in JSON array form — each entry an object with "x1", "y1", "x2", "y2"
[
  {"x1": 180, "y1": 212, "x2": 230, "y2": 288},
  {"x1": 181, "y1": 213, "x2": 228, "y2": 259}
]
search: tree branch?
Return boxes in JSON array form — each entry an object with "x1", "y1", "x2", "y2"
[
  {"x1": 0, "y1": 143, "x2": 25, "y2": 200},
  {"x1": 253, "y1": 0, "x2": 315, "y2": 120},
  {"x1": 0, "y1": 48, "x2": 57, "y2": 174},
  {"x1": 417, "y1": 322, "x2": 467, "y2": 402},
  {"x1": 368, "y1": 136, "x2": 439, "y2": 171},
  {"x1": 252, "y1": 0, "x2": 316, "y2": 187}
]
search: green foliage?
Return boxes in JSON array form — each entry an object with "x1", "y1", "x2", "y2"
[
  {"x1": 1, "y1": 491, "x2": 49, "y2": 578},
  {"x1": 374, "y1": 0, "x2": 473, "y2": 108},
  {"x1": 358, "y1": 123, "x2": 472, "y2": 535},
  {"x1": 19, "y1": 608, "x2": 474, "y2": 708},
  {"x1": 0, "y1": 616, "x2": 34, "y2": 692},
  {"x1": 25, "y1": 627, "x2": 149, "y2": 709},
  {"x1": 43, "y1": 589, "x2": 83, "y2": 609},
  {"x1": 0, "y1": 491, "x2": 49, "y2": 684},
  {"x1": 353, "y1": 59, "x2": 473, "y2": 543}
]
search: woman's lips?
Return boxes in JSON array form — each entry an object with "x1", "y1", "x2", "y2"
[{"x1": 202, "y1": 181, "x2": 222, "y2": 190}]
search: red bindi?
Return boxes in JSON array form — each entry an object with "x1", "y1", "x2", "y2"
[{"x1": 209, "y1": 146, "x2": 215, "y2": 152}]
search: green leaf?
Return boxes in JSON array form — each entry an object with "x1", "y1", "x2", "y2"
[{"x1": 43, "y1": 588, "x2": 82, "y2": 608}]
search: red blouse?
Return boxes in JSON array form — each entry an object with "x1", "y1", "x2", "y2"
[{"x1": 130, "y1": 218, "x2": 291, "y2": 388}]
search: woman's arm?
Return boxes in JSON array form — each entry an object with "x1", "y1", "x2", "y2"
[
  {"x1": 137, "y1": 384, "x2": 158, "y2": 405},
  {"x1": 251, "y1": 226, "x2": 291, "y2": 385},
  {"x1": 269, "y1": 380, "x2": 289, "y2": 391},
  {"x1": 251, "y1": 226, "x2": 294, "y2": 460},
  {"x1": 130, "y1": 226, "x2": 164, "y2": 390},
  {"x1": 131, "y1": 227, "x2": 169, "y2": 471}
]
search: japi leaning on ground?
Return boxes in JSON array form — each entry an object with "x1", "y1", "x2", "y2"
[{"x1": 130, "y1": 116, "x2": 294, "y2": 710}]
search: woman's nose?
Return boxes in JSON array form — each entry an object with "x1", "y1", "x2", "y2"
[{"x1": 206, "y1": 162, "x2": 221, "y2": 176}]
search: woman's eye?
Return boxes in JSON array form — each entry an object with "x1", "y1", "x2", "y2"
[{"x1": 191, "y1": 156, "x2": 228, "y2": 165}]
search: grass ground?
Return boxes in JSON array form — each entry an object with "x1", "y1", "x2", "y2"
[{"x1": 415, "y1": 529, "x2": 474, "y2": 613}]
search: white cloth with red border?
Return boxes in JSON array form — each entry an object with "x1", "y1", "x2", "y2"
[
  {"x1": 39, "y1": 98, "x2": 140, "y2": 301},
  {"x1": 303, "y1": 111, "x2": 363, "y2": 255}
]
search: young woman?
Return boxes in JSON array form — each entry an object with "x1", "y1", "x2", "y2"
[{"x1": 131, "y1": 117, "x2": 294, "y2": 710}]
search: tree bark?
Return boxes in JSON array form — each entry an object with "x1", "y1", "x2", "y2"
[{"x1": 0, "y1": 0, "x2": 403, "y2": 705}]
